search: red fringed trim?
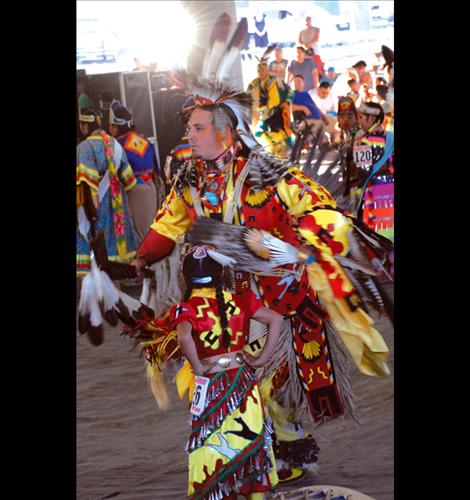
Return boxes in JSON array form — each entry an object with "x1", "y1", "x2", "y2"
[
  {"x1": 190, "y1": 438, "x2": 274, "y2": 500},
  {"x1": 187, "y1": 367, "x2": 256, "y2": 452}
]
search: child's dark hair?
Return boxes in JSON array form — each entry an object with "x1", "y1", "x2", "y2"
[{"x1": 182, "y1": 247, "x2": 232, "y2": 348}]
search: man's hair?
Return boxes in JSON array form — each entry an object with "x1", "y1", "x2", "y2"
[
  {"x1": 353, "y1": 60, "x2": 367, "y2": 68},
  {"x1": 375, "y1": 84, "x2": 388, "y2": 100},
  {"x1": 347, "y1": 79, "x2": 358, "y2": 87},
  {"x1": 306, "y1": 16, "x2": 311, "y2": 21},
  {"x1": 319, "y1": 81, "x2": 331, "y2": 89},
  {"x1": 112, "y1": 105, "x2": 135, "y2": 135},
  {"x1": 79, "y1": 108, "x2": 100, "y2": 133},
  {"x1": 296, "y1": 46, "x2": 306, "y2": 52},
  {"x1": 204, "y1": 105, "x2": 237, "y2": 140},
  {"x1": 293, "y1": 74, "x2": 304, "y2": 80}
]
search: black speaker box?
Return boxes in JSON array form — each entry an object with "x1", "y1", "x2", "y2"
[{"x1": 152, "y1": 88, "x2": 188, "y2": 167}]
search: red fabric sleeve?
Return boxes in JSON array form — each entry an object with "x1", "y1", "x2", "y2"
[
  {"x1": 237, "y1": 289, "x2": 264, "y2": 319},
  {"x1": 169, "y1": 302, "x2": 197, "y2": 330},
  {"x1": 136, "y1": 229, "x2": 175, "y2": 264}
]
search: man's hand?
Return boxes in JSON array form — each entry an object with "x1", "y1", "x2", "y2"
[
  {"x1": 131, "y1": 256, "x2": 148, "y2": 280},
  {"x1": 241, "y1": 351, "x2": 268, "y2": 369}
]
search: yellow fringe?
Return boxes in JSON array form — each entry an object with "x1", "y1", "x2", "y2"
[
  {"x1": 307, "y1": 258, "x2": 390, "y2": 378},
  {"x1": 146, "y1": 363, "x2": 171, "y2": 411},
  {"x1": 175, "y1": 360, "x2": 195, "y2": 402}
]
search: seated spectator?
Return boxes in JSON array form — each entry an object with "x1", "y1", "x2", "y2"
[
  {"x1": 321, "y1": 66, "x2": 338, "y2": 87},
  {"x1": 347, "y1": 79, "x2": 360, "y2": 103},
  {"x1": 352, "y1": 60, "x2": 373, "y2": 89},
  {"x1": 291, "y1": 75, "x2": 323, "y2": 122},
  {"x1": 309, "y1": 82, "x2": 337, "y2": 116},
  {"x1": 309, "y1": 81, "x2": 337, "y2": 138},
  {"x1": 269, "y1": 47, "x2": 288, "y2": 80}
]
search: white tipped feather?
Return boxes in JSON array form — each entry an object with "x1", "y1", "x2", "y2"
[
  {"x1": 215, "y1": 47, "x2": 238, "y2": 81},
  {"x1": 87, "y1": 273, "x2": 103, "y2": 327},
  {"x1": 78, "y1": 273, "x2": 93, "y2": 316},
  {"x1": 89, "y1": 253, "x2": 104, "y2": 302},
  {"x1": 203, "y1": 41, "x2": 226, "y2": 79},
  {"x1": 99, "y1": 270, "x2": 121, "y2": 311},
  {"x1": 79, "y1": 271, "x2": 103, "y2": 327},
  {"x1": 261, "y1": 234, "x2": 300, "y2": 266},
  {"x1": 207, "y1": 249, "x2": 237, "y2": 267},
  {"x1": 117, "y1": 289, "x2": 143, "y2": 313},
  {"x1": 140, "y1": 277, "x2": 151, "y2": 306}
]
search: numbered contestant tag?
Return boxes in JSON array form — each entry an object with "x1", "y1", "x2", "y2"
[
  {"x1": 190, "y1": 375, "x2": 210, "y2": 416},
  {"x1": 353, "y1": 145, "x2": 373, "y2": 168}
]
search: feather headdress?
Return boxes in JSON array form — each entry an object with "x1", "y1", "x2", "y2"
[
  {"x1": 254, "y1": 44, "x2": 277, "y2": 66},
  {"x1": 173, "y1": 13, "x2": 259, "y2": 150}
]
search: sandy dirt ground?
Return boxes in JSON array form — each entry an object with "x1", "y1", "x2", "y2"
[{"x1": 77, "y1": 287, "x2": 393, "y2": 500}]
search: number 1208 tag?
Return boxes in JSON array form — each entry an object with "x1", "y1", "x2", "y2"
[
  {"x1": 190, "y1": 375, "x2": 210, "y2": 416},
  {"x1": 353, "y1": 145, "x2": 372, "y2": 167}
]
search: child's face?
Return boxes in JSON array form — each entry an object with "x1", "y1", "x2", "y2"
[{"x1": 350, "y1": 82, "x2": 359, "y2": 93}]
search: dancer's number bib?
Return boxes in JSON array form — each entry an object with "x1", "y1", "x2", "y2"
[
  {"x1": 353, "y1": 145, "x2": 373, "y2": 167},
  {"x1": 191, "y1": 375, "x2": 210, "y2": 416}
]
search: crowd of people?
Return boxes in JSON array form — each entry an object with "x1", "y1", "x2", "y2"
[{"x1": 77, "y1": 11, "x2": 394, "y2": 500}]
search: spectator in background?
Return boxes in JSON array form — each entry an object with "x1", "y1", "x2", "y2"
[
  {"x1": 347, "y1": 78, "x2": 360, "y2": 104},
  {"x1": 309, "y1": 81, "x2": 337, "y2": 138},
  {"x1": 108, "y1": 100, "x2": 161, "y2": 244},
  {"x1": 246, "y1": 62, "x2": 271, "y2": 128},
  {"x1": 352, "y1": 60, "x2": 373, "y2": 89},
  {"x1": 298, "y1": 16, "x2": 320, "y2": 56},
  {"x1": 287, "y1": 46, "x2": 319, "y2": 91},
  {"x1": 291, "y1": 75, "x2": 323, "y2": 122},
  {"x1": 309, "y1": 82, "x2": 337, "y2": 116},
  {"x1": 76, "y1": 108, "x2": 138, "y2": 276},
  {"x1": 376, "y1": 76, "x2": 387, "y2": 87},
  {"x1": 321, "y1": 66, "x2": 338, "y2": 87},
  {"x1": 269, "y1": 46, "x2": 288, "y2": 80}
]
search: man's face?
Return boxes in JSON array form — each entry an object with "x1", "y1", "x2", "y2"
[
  {"x1": 275, "y1": 49, "x2": 283, "y2": 61},
  {"x1": 109, "y1": 124, "x2": 119, "y2": 138},
  {"x1": 79, "y1": 122, "x2": 89, "y2": 138},
  {"x1": 187, "y1": 108, "x2": 227, "y2": 160},
  {"x1": 306, "y1": 17, "x2": 312, "y2": 27},
  {"x1": 293, "y1": 77, "x2": 304, "y2": 92},
  {"x1": 349, "y1": 81, "x2": 359, "y2": 93},
  {"x1": 357, "y1": 112, "x2": 376, "y2": 131},
  {"x1": 297, "y1": 48, "x2": 305, "y2": 62},
  {"x1": 258, "y1": 65, "x2": 269, "y2": 80},
  {"x1": 317, "y1": 86, "x2": 330, "y2": 99},
  {"x1": 338, "y1": 111, "x2": 357, "y2": 131}
]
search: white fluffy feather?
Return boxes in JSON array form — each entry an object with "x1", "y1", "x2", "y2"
[
  {"x1": 99, "y1": 270, "x2": 121, "y2": 311},
  {"x1": 89, "y1": 253, "x2": 104, "y2": 302},
  {"x1": 207, "y1": 249, "x2": 238, "y2": 267},
  {"x1": 117, "y1": 289, "x2": 143, "y2": 313},
  {"x1": 140, "y1": 277, "x2": 151, "y2": 306},
  {"x1": 261, "y1": 234, "x2": 300, "y2": 266}
]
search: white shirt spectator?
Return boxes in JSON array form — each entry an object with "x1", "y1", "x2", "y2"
[{"x1": 309, "y1": 87, "x2": 337, "y2": 115}]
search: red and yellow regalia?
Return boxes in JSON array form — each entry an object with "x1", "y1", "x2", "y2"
[{"x1": 137, "y1": 144, "x2": 389, "y2": 475}]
